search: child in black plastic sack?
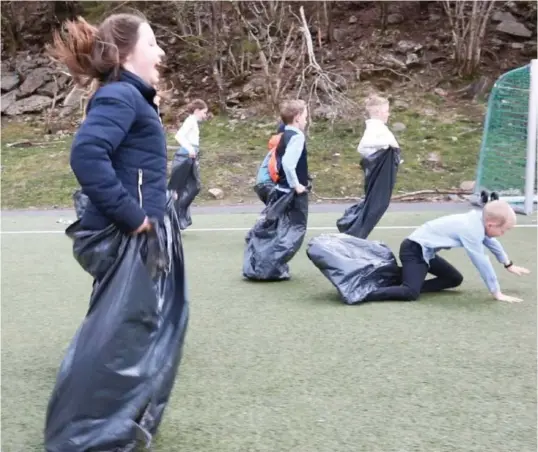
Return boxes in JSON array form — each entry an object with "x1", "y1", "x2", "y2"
[
  {"x1": 357, "y1": 94, "x2": 400, "y2": 160},
  {"x1": 171, "y1": 99, "x2": 208, "y2": 230},
  {"x1": 275, "y1": 100, "x2": 309, "y2": 197},
  {"x1": 336, "y1": 94, "x2": 401, "y2": 239},
  {"x1": 153, "y1": 90, "x2": 165, "y2": 124},
  {"x1": 242, "y1": 100, "x2": 310, "y2": 281},
  {"x1": 174, "y1": 99, "x2": 208, "y2": 159}
]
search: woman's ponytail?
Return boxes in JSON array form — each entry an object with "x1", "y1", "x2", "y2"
[
  {"x1": 47, "y1": 13, "x2": 145, "y2": 89},
  {"x1": 47, "y1": 17, "x2": 100, "y2": 88}
]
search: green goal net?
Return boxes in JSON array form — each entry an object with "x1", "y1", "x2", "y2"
[{"x1": 472, "y1": 60, "x2": 538, "y2": 215}]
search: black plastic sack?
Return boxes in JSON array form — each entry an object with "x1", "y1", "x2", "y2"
[
  {"x1": 253, "y1": 182, "x2": 275, "y2": 206},
  {"x1": 170, "y1": 152, "x2": 202, "y2": 230},
  {"x1": 306, "y1": 233, "x2": 401, "y2": 304},
  {"x1": 72, "y1": 189, "x2": 89, "y2": 219},
  {"x1": 336, "y1": 147, "x2": 400, "y2": 239},
  {"x1": 44, "y1": 197, "x2": 189, "y2": 452},
  {"x1": 243, "y1": 190, "x2": 309, "y2": 281}
]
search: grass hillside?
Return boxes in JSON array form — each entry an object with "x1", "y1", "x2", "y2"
[{"x1": 1, "y1": 97, "x2": 483, "y2": 209}]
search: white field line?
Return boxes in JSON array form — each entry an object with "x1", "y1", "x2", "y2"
[{"x1": 0, "y1": 224, "x2": 536, "y2": 235}]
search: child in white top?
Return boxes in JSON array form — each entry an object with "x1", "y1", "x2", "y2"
[
  {"x1": 174, "y1": 99, "x2": 208, "y2": 158},
  {"x1": 357, "y1": 94, "x2": 401, "y2": 161},
  {"x1": 336, "y1": 94, "x2": 401, "y2": 239}
]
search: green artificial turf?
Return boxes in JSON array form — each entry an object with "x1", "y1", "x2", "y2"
[{"x1": 1, "y1": 211, "x2": 536, "y2": 452}]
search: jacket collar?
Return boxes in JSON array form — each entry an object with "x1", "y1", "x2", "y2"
[
  {"x1": 285, "y1": 125, "x2": 303, "y2": 135},
  {"x1": 118, "y1": 70, "x2": 156, "y2": 103}
]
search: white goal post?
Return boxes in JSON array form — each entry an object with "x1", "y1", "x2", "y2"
[{"x1": 470, "y1": 59, "x2": 538, "y2": 215}]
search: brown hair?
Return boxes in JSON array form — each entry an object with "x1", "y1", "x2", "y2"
[
  {"x1": 280, "y1": 99, "x2": 307, "y2": 125},
  {"x1": 46, "y1": 13, "x2": 145, "y2": 88},
  {"x1": 186, "y1": 99, "x2": 208, "y2": 114}
]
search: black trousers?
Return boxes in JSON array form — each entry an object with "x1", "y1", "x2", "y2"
[{"x1": 366, "y1": 239, "x2": 464, "y2": 302}]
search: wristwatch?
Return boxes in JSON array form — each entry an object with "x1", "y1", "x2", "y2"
[{"x1": 504, "y1": 260, "x2": 513, "y2": 269}]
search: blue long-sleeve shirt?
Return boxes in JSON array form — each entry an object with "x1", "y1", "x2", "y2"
[
  {"x1": 408, "y1": 209, "x2": 510, "y2": 294},
  {"x1": 280, "y1": 125, "x2": 305, "y2": 190}
]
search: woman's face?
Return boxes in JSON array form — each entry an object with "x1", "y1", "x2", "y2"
[{"x1": 124, "y1": 22, "x2": 165, "y2": 87}]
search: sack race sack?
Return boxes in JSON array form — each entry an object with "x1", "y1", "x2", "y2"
[
  {"x1": 253, "y1": 182, "x2": 276, "y2": 206},
  {"x1": 306, "y1": 233, "x2": 401, "y2": 304},
  {"x1": 44, "y1": 197, "x2": 189, "y2": 452},
  {"x1": 72, "y1": 189, "x2": 89, "y2": 219},
  {"x1": 336, "y1": 147, "x2": 400, "y2": 239},
  {"x1": 243, "y1": 190, "x2": 309, "y2": 281},
  {"x1": 170, "y1": 152, "x2": 202, "y2": 230}
]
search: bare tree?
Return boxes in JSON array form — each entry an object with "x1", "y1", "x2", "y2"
[
  {"x1": 443, "y1": 0, "x2": 495, "y2": 77},
  {"x1": 378, "y1": 1, "x2": 389, "y2": 32},
  {"x1": 322, "y1": 1, "x2": 334, "y2": 43},
  {"x1": 164, "y1": 1, "x2": 231, "y2": 110},
  {"x1": 295, "y1": 6, "x2": 359, "y2": 122},
  {"x1": 233, "y1": 1, "x2": 303, "y2": 111},
  {"x1": 149, "y1": 1, "x2": 358, "y2": 115},
  {"x1": 209, "y1": 1, "x2": 228, "y2": 112}
]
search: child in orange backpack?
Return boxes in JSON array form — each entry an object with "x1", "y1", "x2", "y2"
[{"x1": 253, "y1": 123, "x2": 285, "y2": 205}]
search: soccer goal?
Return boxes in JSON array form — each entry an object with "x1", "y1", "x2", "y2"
[{"x1": 471, "y1": 59, "x2": 538, "y2": 215}]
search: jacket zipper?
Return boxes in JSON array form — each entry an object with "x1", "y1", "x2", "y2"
[{"x1": 138, "y1": 169, "x2": 143, "y2": 208}]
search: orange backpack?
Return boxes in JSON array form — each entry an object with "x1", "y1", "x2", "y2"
[{"x1": 267, "y1": 133, "x2": 282, "y2": 183}]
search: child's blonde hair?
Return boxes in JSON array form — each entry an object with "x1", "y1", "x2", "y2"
[
  {"x1": 280, "y1": 99, "x2": 307, "y2": 125},
  {"x1": 483, "y1": 200, "x2": 517, "y2": 227},
  {"x1": 365, "y1": 94, "x2": 389, "y2": 119}
]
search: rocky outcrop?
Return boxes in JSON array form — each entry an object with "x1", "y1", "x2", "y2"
[
  {"x1": 0, "y1": 52, "x2": 80, "y2": 117},
  {"x1": 493, "y1": 14, "x2": 533, "y2": 38},
  {"x1": 1, "y1": 2, "x2": 535, "y2": 121}
]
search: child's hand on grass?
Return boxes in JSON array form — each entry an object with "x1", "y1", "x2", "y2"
[
  {"x1": 189, "y1": 150, "x2": 196, "y2": 158},
  {"x1": 493, "y1": 291, "x2": 523, "y2": 303},
  {"x1": 506, "y1": 265, "x2": 530, "y2": 276}
]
